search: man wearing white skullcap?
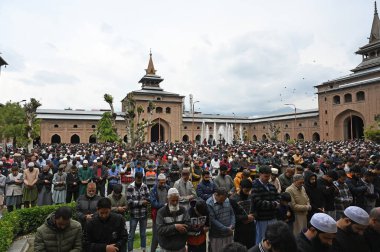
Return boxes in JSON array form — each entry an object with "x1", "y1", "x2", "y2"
[
  {"x1": 296, "y1": 213, "x2": 337, "y2": 252},
  {"x1": 333, "y1": 206, "x2": 370, "y2": 252},
  {"x1": 150, "y1": 173, "x2": 170, "y2": 252},
  {"x1": 156, "y1": 187, "x2": 190, "y2": 252}
]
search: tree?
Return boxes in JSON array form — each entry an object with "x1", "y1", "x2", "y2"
[
  {"x1": 268, "y1": 122, "x2": 281, "y2": 141},
  {"x1": 0, "y1": 102, "x2": 25, "y2": 148},
  {"x1": 96, "y1": 112, "x2": 119, "y2": 142},
  {"x1": 104, "y1": 93, "x2": 116, "y2": 130},
  {"x1": 23, "y1": 98, "x2": 41, "y2": 152},
  {"x1": 364, "y1": 114, "x2": 380, "y2": 143}
]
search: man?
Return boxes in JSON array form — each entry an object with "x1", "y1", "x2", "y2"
[
  {"x1": 230, "y1": 179, "x2": 255, "y2": 249},
  {"x1": 214, "y1": 164, "x2": 234, "y2": 193},
  {"x1": 234, "y1": 168, "x2": 251, "y2": 194},
  {"x1": 174, "y1": 168, "x2": 196, "y2": 210},
  {"x1": 66, "y1": 165, "x2": 80, "y2": 203},
  {"x1": 304, "y1": 170, "x2": 325, "y2": 221},
  {"x1": 37, "y1": 165, "x2": 53, "y2": 206},
  {"x1": 35, "y1": 206, "x2": 82, "y2": 252},
  {"x1": 84, "y1": 198, "x2": 128, "y2": 252},
  {"x1": 150, "y1": 173, "x2": 170, "y2": 252},
  {"x1": 169, "y1": 157, "x2": 181, "y2": 187},
  {"x1": 285, "y1": 174, "x2": 311, "y2": 236},
  {"x1": 107, "y1": 184, "x2": 128, "y2": 215},
  {"x1": 249, "y1": 221, "x2": 297, "y2": 252},
  {"x1": 278, "y1": 167, "x2": 294, "y2": 192},
  {"x1": 107, "y1": 164, "x2": 120, "y2": 195},
  {"x1": 197, "y1": 170, "x2": 217, "y2": 201},
  {"x1": 207, "y1": 187, "x2": 235, "y2": 252},
  {"x1": 332, "y1": 206, "x2": 370, "y2": 252},
  {"x1": 269, "y1": 168, "x2": 281, "y2": 193},
  {"x1": 126, "y1": 171, "x2": 150, "y2": 252},
  {"x1": 78, "y1": 160, "x2": 93, "y2": 196},
  {"x1": 23, "y1": 162, "x2": 39, "y2": 208},
  {"x1": 365, "y1": 207, "x2": 380, "y2": 252},
  {"x1": 293, "y1": 150, "x2": 304, "y2": 166},
  {"x1": 251, "y1": 166, "x2": 280, "y2": 244},
  {"x1": 346, "y1": 165, "x2": 367, "y2": 207},
  {"x1": 156, "y1": 188, "x2": 190, "y2": 252},
  {"x1": 361, "y1": 170, "x2": 379, "y2": 213},
  {"x1": 333, "y1": 170, "x2": 353, "y2": 219},
  {"x1": 92, "y1": 159, "x2": 107, "y2": 197},
  {"x1": 52, "y1": 164, "x2": 67, "y2": 204},
  {"x1": 76, "y1": 182, "x2": 102, "y2": 227},
  {"x1": 5, "y1": 165, "x2": 23, "y2": 212},
  {"x1": 211, "y1": 155, "x2": 220, "y2": 177},
  {"x1": 296, "y1": 213, "x2": 337, "y2": 252},
  {"x1": 0, "y1": 167, "x2": 6, "y2": 216},
  {"x1": 317, "y1": 170, "x2": 338, "y2": 220}
]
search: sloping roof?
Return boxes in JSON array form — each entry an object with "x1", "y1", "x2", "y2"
[{"x1": 36, "y1": 109, "x2": 126, "y2": 121}]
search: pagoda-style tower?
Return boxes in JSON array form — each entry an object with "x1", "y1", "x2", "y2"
[
  {"x1": 138, "y1": 51, "x2": 164, "y2": 90},
  {"x1": 352, "y1": 2, "x2": 380, "y2": 72}
]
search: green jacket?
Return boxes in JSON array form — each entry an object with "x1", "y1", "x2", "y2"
[{"x1": 34, "y1": 213, "x2": 82, "y2": 252}]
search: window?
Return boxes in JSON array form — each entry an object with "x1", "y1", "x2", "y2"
[
  {"x1": 243, "y1": 127, "x2": 246, "y2": 130},
  {"x1": 325, "y1": 121, "x2": 328, "y2": 125},
  {"x1": 209, "y1": 127, "x2": 212, "y2": 130},
  {"x1": 324, "y1": 97, "x2": 327, "y2": 101},
  {"x1": 184, "y1": 126, "x2": 188, "y2": 129},
  {"x1": 314, "y1": 122, "x2": 318, "y2": 126},
  {"x1": 91, "y1": 125, "x2": 96, "y2": 129},
  {"x1": 326, "y1": 133, "x2": 329, "y2": 136},
  {"x1": 54, "y1": 124, "x2": 59, "y2": 128},
  {"x1": 325, "y1": 110, "x2": 328, "y2": 114},
  {"x1": 263, "y1": 126, "x2": 265, "y2": 129},
  {"x1": 356, "y1": 91, "x2": 365, "y2": 101},
  {"x1": 285, "y1": 124, "x2": 288, "y2": 128},
  {"x1": 166, "y1": 107, "x2": 171, "y2": 114},
  {"x1": 333, "y1": 95, "x2": 341, "y2": 105},
  {"x1": 73, "y1": 125, "x2": 78, "y2": 128},
  {"x1": 344, "y1": 93, "x2": 352, "y2": 103},
  {"x1": 253, "y1": 126, "x2": 256, "y2": 130},
  {"x1": 156, "y1": 97, "x2": 161, "y2": 101},
  {"x1": 156, "y1": 107, "x2": 163, "y2": 113},
  {"x1": 197, "y1": 126, "x2": 200, "y2": 129},
  {"x1": 298, "y1": 123, "x2": 302, "y2": 127}
]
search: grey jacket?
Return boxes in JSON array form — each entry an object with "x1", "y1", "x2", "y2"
[
  {"x1": 0, "y1": 174, "x2": 6, "y2": 195},
  {"x1": 5, "y1": 173, "x2": 23, "y2": 196}
]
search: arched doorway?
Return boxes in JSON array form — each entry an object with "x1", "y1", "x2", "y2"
[
  {"x1": 252, "y1": 135, "x2": 257, "y2": 141},
  {"x1": 262, "y1": 134, "x2": 267, "y2": 141},
  {"x1": 195, "y1": 135, "x2": 201, "y2": 143},
  {"x1": 284, "y1": 133, "x2": 290, "y2": 141},
  {"x1": 89, "y1": 135, "x2": 97, "y2": 143},
  {"x1": 297, "y1": 133, "x2": 304, "y2": 140},
  {"x1": 312, "y1": 132, "x2": 320, "y2": 142},
  {"x1": 51, "y1": 134, "x2": 61, "y2": 144},
  {"x1": 123, "y1": 135, "x2": 128, "y2": 143},
  {"x1": 182, "y1": 135, "x2": 189, "y2": 142},
  {"x1": 151, "y1": 123, "x2": 164, "y2": 142},
  {"x1": 344, "y1": 115, "x2": 364, "y2": 140},
  {"x1": 71, "y1": 134, "x2": 80, "y2": 144}
]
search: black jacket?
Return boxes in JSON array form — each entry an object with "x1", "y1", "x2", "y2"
[
  {"x1": 66, "y1": 172, "x2": 80, "y2": 192},
  {"x1": 37, "y1": 172, "x2": 53, "y2": 192},
  {"x1": 332, "y1": 227, "x2": 370, "y2": 252},
  {"x1": 251, "y1": 179, "x2": 280, "y2": 221},
  {"x1": 364, "y1": 226, "x2": 380, "y2": 252},
  {"x1": 84, "y1": 212, "x2": 128, "y2": 252},
  {"x1": 346, "y1": 176, "x2": 367, "y2": 208},
  {"x1": 156, "y1": 204, "x2": 190, "y2": 251},
  {"x1": 304, "y1": 171, "x2": 325, "y2": 219},
  {"x1": 317, "y1": 177, "x2": 336, "y2": 211}
]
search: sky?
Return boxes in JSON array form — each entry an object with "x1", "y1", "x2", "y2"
[{"x1": 0, "y1": 0, "x2": 376, "y2": 116}]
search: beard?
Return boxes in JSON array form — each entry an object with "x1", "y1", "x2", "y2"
[
  {"x1": 311, "y1": 235, "x2": 330, "y2": 249},
  {"x1": 169, "y1": 203, "x2": 179, "y2": 213}
]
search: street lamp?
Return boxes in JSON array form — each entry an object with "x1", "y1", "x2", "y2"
[
  {"x1": 232, "y1": 112, "x2": 237, "y2": 143},
  {"x1": 284, "y1": 103, "x2": 297, "y2": 140},
  {"x1": 192, "y1": 100, "x2": 200, "y2": 144}
]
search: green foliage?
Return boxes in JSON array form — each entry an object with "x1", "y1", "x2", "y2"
[
  {"x1": 0, "y1": 203, "x2": 76, "y2": 252},
  {"x1": 364, "y1": 116, "x2": 380, "y2": 143},
  {"x1": 0, "y1": 102, "x2": 27, "y2": 147},
  {"x1": 97, "y1": 112, "x2": 119, "y2": 143}
]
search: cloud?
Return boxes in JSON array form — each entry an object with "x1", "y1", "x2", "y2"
[{"x1": 23, "y1": 70, "x2": 80, "y2": 86}]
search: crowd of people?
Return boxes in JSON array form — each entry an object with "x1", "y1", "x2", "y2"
[{"x1": 0, "y1": 140, "x2": 379, "y2": 252}]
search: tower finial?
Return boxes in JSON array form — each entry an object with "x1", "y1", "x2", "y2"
[
  {"x1": 145, "y1": 50, "x2": 156, "y2": 75},
  {"x1": 375, "y1": 1, "x2": 378, "y2": 15}
]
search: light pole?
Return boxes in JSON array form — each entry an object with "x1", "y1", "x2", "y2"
[
  {"x1": 284, "y1": 103, "x2": 296, "y2": 140},
  {"x1": 232, "y1": 112, "x2": 237, "y2": 143},
  {"x1": 192, "y1": 100, "x2": 200, "y2": 144}
]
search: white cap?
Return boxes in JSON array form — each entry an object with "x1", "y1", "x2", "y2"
[
  {"x1": 310, "y1": 213, "x2": 337, "y2": 233},
  {"x1": 0, "y1": 161, "x2": 3, "y2": 166},
  {"x1": 168, "y1": 188, "x2": 179, "y2": 196},
  {"x1": 168, "y1": 156, "x2": 172, "y2": 159},
  {"x1": 28, "y1": 162, "x2": 35, "y2": 168},
  {"x1": 173, "y1": 157, "x2": 178, "y2": 161},
  {"x1": 344, "y1": 206, "x2": 369, "y2": 226},
  {"x1": 62, "y1": 157, "x2": 67, "y2": 161},
  {"x1": 271, "y1": 168, "x2": 278, "y2": 175},
  {"x1": 193, "y1": 154, "x2": 197, "y2": 158},
  {"x1": 157, "y1": 173, "x2": 166, "y2": 180},
  {"x1": 243, "y1": 154, "x2": 247, "y2": 158},
  {"x1": 83, "y1": 160, "x2": 88, "y2": 164}
]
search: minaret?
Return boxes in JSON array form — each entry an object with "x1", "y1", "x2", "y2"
[
  {"x1": 138, "y1": 50, "x2": 164, "y2": 90},
  {"x1": 352, "y1": 1, "x2": 380, "y2": 72}
]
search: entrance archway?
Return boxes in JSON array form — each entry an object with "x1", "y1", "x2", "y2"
[
  {"x1": 344, "y1": 115, "x2": 364, "y2": 140},
  {"x1": 297, "y1": 133, "x2": 304, "y2": 140},
  {"x1": 252, "y1": 135, "x2": 257, "y2": 141},
  {"x1": 284, "y1": 133, "x2": 290, "y2": 141},
  {"x1": 151, "y1": 123, "x2": 164, "y2": 142},
  {"x1": 89, "y1": 135, "x2": 97, "y2": 143},
  {"x1": 71, "y1": 134, "x2": 80, "y2": 144},
  {"x1": 312, "y1": 132, "x2": 320, "y2": 142},
  {"x1": 123, "y1": 135, "x2": 128, "y2": 143},
  {"x1": 182, "y1": 135, "x2": 189, "y2": 142},
  {"x1": 51, "y1": 134, "x2": 61, "y2": 144},
  {"x1": 262, "y1": 134, "x2": 267, "y2": 141}
]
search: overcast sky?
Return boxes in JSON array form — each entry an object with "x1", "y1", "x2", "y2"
[{"x1": 0, "y1": 0, "x2": 376, "y2": 116}]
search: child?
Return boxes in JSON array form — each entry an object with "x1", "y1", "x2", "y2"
[
  {"x1": 187, "y1": 200, "x2": 210, "y2": 252},
  {"x1": 277, "y1": 192, "x2": 295, "y2": 230}
]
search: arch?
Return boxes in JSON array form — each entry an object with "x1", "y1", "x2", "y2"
[
  {"x1": 89, "y1": 134, "x2": 97, "y2": 143},
  {"x1": 356, "y1": 91, "x2": 365, "y2": 101},
  {"x1": 150, "y1": 118, "x2": 170, "y2": 142},
  {"x1": 70, "y1": 134, "x2": 80, "y2": 144},
  {"x1": 344, "y1": 93, "x2": 352, "y2": 103},
  {"x1": 209, "y1": 134, "x2": 213, "y2": 140},
  {"x1": 182, "y1": 135, "x2": 189, "y2": 142},
  {"x1": 73, "y1": 124, "x2": 78, "y2": 128},
  {"x1": 333, "y1": 95, "x2": 341, "y2": 105},
  {"x1": 91, "y1": 125, "x2": 96, "y2": 129},
  {"x1": 54, "y1": 124, "x2": 59, "y2": 128},
  {"x1": 156, "y1": 107, "x2": 163, "y2": 113},
  {"x1": 252, "y1": 135, "x2": 257, "y2": 141},
  {"x1": 284, "y1": 133, "x2": 290, "y2": 141},
  {"x1": 123, "y1": 135, "x2": 128, "y2": 143},
  {"x1": 312, "y1": 132, "x2": 320, "y2": 142},
  {"x1": 334, "y1": 110, "x2": 365, "y2": 140},
  {"x1": 195, "y1": 135, "x2": 201, "y2": 143},
  {"x1": 51, "y1": 134, "x2": 61, "y2": 144},
  {"x1": 262, "y1": 134, "x2": 267, "y2": 141},
  {"x1": 165, "y1": 107, "x2": 171, "y2": 114},
  {"x1": 297, "y1": 133, "x2": 304, "y2": 140}
]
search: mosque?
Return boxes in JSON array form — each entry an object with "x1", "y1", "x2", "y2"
[{"x1": 35, "y1": 4, "x2": 380, "y2": 144}]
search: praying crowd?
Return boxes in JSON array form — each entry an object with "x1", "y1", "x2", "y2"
[{"x1": 0, "y1": 140, "x2": 380, "y2": 252}]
